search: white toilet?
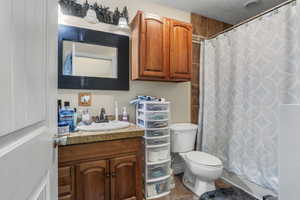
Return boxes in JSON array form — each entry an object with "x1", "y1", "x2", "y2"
[{"x1": 170, "y1": 123, "x2": 223, "y2": 197}]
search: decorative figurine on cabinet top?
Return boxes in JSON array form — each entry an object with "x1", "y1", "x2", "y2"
[{"x1": 58, "y1": 0, "x2": 129, "y2": 26}]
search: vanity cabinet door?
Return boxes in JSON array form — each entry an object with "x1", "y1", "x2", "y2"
[
  {"x1": 76, "y1": 160, "x2": 110, "y2": 200},
  {"x1": 139, "y1": 12, "x2": 169, "y2": 79},
  {"x1": 169, "y1": 19, "x2": 192, "y2": 80},
  {"x1": 59, "y1": 166, "x2": 75, "y2": 200},
  {"x1": 110, "y1": 155, "x2": 141, "y2": 200}
]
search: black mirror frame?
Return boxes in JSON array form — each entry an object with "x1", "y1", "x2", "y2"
[{"x1": 58, "y1": 25, "x2": 129, "y2": 90}]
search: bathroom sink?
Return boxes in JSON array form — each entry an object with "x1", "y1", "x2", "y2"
[{"x1": 77, "y1": 121, "x2": 130, "y2": 132}]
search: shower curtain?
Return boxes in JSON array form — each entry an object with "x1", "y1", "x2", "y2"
[{"x1": 201, "y1": 1, "x2": 300, "y2": 193}]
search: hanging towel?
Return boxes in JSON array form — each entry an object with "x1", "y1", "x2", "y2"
[{"x1": 63, "y1": 54, "x2": 73, "y2": 76}]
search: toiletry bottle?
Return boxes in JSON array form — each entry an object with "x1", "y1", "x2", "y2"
[
  {"x1": 57, "y1": 100, "x2": 62, "y2": 123},
  {"x1": 82, "y1": 109, "x2": 91, "y2": 125},
  {"x1": 58, "y1": 121, "x2": 69, "y2": 135},
  {"x1": 60, "y1": 102, "x2": 75, "y2": 132},
  {"x1": 73, "y1": 108, "x2": 78, "y2": 131},
  {"x1": 78, "y1": 109, "x2": 83, "y2": 124},
  {"x1": 122, "y1": 107, "x2": 128, "y2": 121}
]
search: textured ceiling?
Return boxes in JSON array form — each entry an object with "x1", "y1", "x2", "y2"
[{"x1": 145, "y1": 0, "x2": 288, "y2": 24}]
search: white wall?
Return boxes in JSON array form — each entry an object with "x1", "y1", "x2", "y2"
[{"x1": 58, "y1": 0, "x2": 191, "y2": 123}]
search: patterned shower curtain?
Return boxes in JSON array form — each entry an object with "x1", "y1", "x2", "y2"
[{"x1": 201, "y1": 1, "x2": 300, "y2": 193}]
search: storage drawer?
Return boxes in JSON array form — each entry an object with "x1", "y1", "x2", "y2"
[
  {"x1": 138, "y1": 111, "x2": 168, "y2": 121},
  {"x1": 59, "y1": 194, "x2": 72, "y2": 200},
  {"x1": 146, "y1": 137, "x2": 169, "y2": 146},
  {"x1": 147, "y1": 162, "x2": 170, "y2": 180},
  {"x1": 139, "y1": 103, "x2": 169, "y2": 111},
  {"x1": 138, "y1": 119, "x2": 168, "y2": 128},
  {"x1": 146, "y1": 178, "x2": 170, "y2": 198},
  {"x1": 147, "y1": 145, "x2": 170, "y2": 163},
  {"x1": 146, "y1": 129, "x2": 169, "y2": 138},
  {"x1": 58, "y1": 138, "x2": 142, "y2": 163},
  {"x1": 58, "y1": 166, "x2": 74, "y2": 198}
]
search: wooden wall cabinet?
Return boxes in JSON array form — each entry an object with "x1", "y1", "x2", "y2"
[
  {"x1": 169, "y1": 19, "x2": 192, "y2": 79},
  {"x1": 58, "y1": 138, "x2": 143, "y2": 200},
  {"x1": 131, "y1": 11, "x2": 192, "y2": 82}
]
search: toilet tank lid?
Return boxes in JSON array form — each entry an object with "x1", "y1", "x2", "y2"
[
  {"x1": 187, "y1": 151, "x2": 222, "y2": 166},
  {"x1": 170, "y1": 123, "x2": 198, "y2": 131}
]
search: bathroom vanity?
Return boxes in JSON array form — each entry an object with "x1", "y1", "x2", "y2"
[{"x1": 58, "y1": 124, "x2": 144, "y2": 200}]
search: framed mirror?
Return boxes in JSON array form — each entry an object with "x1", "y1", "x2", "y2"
[{"x1": 58, "y1": 25, "x2": 129, "y2": 90}]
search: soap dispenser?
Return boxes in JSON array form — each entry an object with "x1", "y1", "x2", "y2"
[{"x1": 82, "y1": 109, "x2": 92, "y2": 125}]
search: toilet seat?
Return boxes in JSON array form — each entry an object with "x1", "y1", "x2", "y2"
[{"x1": 186, "y1": 151, "x2": 222, "y2": 167}]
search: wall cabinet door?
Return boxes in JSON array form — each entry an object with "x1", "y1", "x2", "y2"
[
  {"x1": 169, "y1": 20, "x2": 192, "y2": 80},
  {"x1": 140, "y1": 12, "x2": 169, "y2": 78},
  {"x1": 110, "y1": 155, "x2": 140, "y2": 200},
  {"x1": 76, "y1": 160, "x2": 110, "y2": 200}
]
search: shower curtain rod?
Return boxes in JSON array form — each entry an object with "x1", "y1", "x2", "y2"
[{"x1": 207, "y1": 0, "x2": 296, "y2": 40}]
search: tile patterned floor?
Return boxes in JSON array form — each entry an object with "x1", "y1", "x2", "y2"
[{"x1": 155, "y1": 175, "x2": 258, "y2": 200}]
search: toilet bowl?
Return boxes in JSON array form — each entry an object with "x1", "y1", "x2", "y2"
[
  {"x1": 180, "y1": 151, "x2": 223, "y2": 197},
  {"x1": 170, "y1": 123, "x2": 223, "y2": 197}
]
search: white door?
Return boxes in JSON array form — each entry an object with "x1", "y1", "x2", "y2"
[{"x1": 0, "y1": 0, "x2": 58, "y2": 199}]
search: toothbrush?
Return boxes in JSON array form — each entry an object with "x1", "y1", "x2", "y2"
[{"x1": 115, "y1": 101, "x2": 119, "y2": 121}]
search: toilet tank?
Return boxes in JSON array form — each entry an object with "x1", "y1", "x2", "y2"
[{"x1": 170, "y1": 123, "x2": 198, "y2": 153}]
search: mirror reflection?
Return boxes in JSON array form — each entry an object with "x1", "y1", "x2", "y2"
[{"x1": 62, "y1": 41, "x2": 118, "y2": 78}]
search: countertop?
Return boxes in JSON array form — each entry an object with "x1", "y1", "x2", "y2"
[{"x1": 59, "y1": 123, "x2": 144, "y2": 146}]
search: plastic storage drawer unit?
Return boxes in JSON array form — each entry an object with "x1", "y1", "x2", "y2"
[
  {"x1": 136, "y1": 101, "x2": 171, "y2": 199},
  {"x1": 146, "y1": 137, "x2": 169, "y2": 146},
  {"x1": 147, "y1": 146, "x2": 170, "y2": 163},
  {"x1": 147, "y1": 162, "x2": 171, "y2": 180},
  {"x1": 138, "y1": 103, "x2": 169, "y2": 111},
  {"x1": 146, "y1": 178, "x2": 170, "y2": 198},
  {"x1": 138, "y1": 111, "x2": 169, "y2": 121},
  {"x1": 146, "y1": 128, "x2": 169, "y2": 138},
  {"x1": 138, "y1": 120, "x2": 168, "y2": 128}
]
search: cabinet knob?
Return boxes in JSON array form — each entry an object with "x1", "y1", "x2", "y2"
[
  {"x1": 111, "y1": 172, "x2": 116, "y2": 177},
  {"x1": 106, "y1": 173, "x2": 110, "y2": 177}
]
